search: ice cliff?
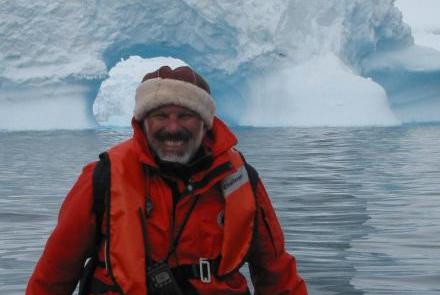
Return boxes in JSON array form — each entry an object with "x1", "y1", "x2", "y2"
[{"x1": 1, "y1": 0, "x2": 440, "y2": 130}]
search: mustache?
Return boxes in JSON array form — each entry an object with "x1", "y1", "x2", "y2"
[{"x1": 154, "y1": 129, "x2": 192, "y2": 142}]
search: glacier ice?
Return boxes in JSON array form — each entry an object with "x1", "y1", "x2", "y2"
[
  {"x1": 364, "y1": 45, "x2": 440, "y2": 123},
  {"x1": 1, "y1": 0, "x2": 440, "y2": 130},
  {"x1": 240, "y1": 53, "x2": 399, "y2": 126},
  {"x1": 93, "y1": 56, "x2": 187, "y2": 126}
]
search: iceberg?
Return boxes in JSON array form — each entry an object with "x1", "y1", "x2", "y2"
[{"x1": 1, "y1": 0, "x2": 440, "y2": 130}]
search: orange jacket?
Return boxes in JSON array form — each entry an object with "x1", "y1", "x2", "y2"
[{"x1": 26, "y1": 117, "x2": 308, "y2": 295}]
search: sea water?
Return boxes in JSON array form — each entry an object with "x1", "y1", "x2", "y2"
[{"x1": 0, "y1": 125, "x2": 439, "y2": 294}]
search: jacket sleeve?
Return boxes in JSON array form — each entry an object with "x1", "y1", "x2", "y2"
[
  {"x1": 26, "y1": 162, "x2": 97, "y2": 295},
  {"x1": 248, "y1": 179, "x2": 308, "y2": 295}
]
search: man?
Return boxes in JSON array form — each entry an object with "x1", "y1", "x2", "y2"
[{"x1": 27, "y1": 66, "x2": 308, "y2": 294}]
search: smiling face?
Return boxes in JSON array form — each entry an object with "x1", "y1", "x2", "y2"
[{"x1": 143, "y1": 104, "x2": 207, "y2": 164}]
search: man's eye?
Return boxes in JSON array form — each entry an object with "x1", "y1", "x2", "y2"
[
  {"x1": 153, "y1": 113, "x2": 167, "y2": 118},
  {"x1": 180, "y1": 113, "x2": 195, "y2": 118}
]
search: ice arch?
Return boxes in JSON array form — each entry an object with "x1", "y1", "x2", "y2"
[{"x1": 95, "y1": 54, "x2": 400, "y2": 127}]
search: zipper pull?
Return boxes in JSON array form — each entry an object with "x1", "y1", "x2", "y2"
[
  {"x1": 186, "y1": 179, "x2": 194, "y2": 193},
  {"x1": 145, "y1": 198, "x2": 153, "y2": 217}
]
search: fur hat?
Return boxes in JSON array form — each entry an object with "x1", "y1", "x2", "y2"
[{"x1": 134, "y1": 66, "x2": 216, "y2": 128}]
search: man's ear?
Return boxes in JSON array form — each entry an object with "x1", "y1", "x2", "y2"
[
  {"x1": 204, "y1": 126, "x2": 214, "y2": 141},
  {"x1": 141, "y1": 118, "x2": 150, "y2": 136},
  {"x1": 203, "y1": 122, "x2": 211, "y2": 136}
]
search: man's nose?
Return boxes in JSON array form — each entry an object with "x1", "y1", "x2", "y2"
[{"x1": 165, "y1": 115, "x2": 182, "y2": 133}]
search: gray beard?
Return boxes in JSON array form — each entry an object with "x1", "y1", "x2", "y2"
[{"x1": 146, "y1": 128, "x2": 205, "y2": 164}]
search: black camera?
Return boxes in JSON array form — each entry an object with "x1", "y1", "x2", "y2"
[{"x1": 148, "y1": 261, "x2": 184, "y2": 295}]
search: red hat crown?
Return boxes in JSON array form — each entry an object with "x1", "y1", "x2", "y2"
[{"x1": 141, "y1": 66, "x2": 211, "y2": 94}]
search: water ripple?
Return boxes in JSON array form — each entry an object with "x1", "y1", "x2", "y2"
[{"x1": 1, "y1": 126, "x2": 440, "y2": 294}]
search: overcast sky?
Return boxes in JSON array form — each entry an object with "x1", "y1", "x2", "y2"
[
  {"x1": 396, "y1": 0, "x2": 440, "y2": 29},
  {"x1": 395, "y1": 0, "x2": 440, "y2": 50}
]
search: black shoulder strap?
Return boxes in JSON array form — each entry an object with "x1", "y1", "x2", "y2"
[
  {"x1": 238, "y1": 152, "x2": 259, "y2": 195},
  {"x1": 78, "y1": 152, "x2": 111, "y2": 295},
  {"x1": 92, "y1": 152, "x2": 110, "y2": 241},
  {"x1": 244, "y1": 161, "x2": 259, "y2": 196}
]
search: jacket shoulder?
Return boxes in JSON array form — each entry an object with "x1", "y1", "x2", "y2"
[
  {"x1": 107, "y1": 138, "x2": 135, "y2": 154},
  {"x1": 99, "y1": 139, "x2": 139, "y2": 163}
]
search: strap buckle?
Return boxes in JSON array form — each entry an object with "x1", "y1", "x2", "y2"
[{"x1": 199, "y1": 258, "x2": 211, "y2": 283}]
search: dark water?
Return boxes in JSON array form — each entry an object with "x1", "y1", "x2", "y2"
[{"x1": 1, "y1": 126, "x2": 439, "y2": 294}]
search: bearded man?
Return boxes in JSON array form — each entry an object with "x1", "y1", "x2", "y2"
[{"x1": 26, "y1": 66, "x2": 308, "y2": 295}]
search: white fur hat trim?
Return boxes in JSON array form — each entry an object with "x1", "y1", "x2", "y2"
[{"x1": 134, "y1": 78, "x2": 216, "y2": 128}]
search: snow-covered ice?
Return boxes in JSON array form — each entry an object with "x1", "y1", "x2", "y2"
[
  {"x1": 1, "y1": 0, "x2": 440, "y2": 129},
  {"x1": 93, "y1": 56, "x2": 187, "y2": 126},
  {"x1": 240, "y1": 53, "x2": 400, "y2": 126}
]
